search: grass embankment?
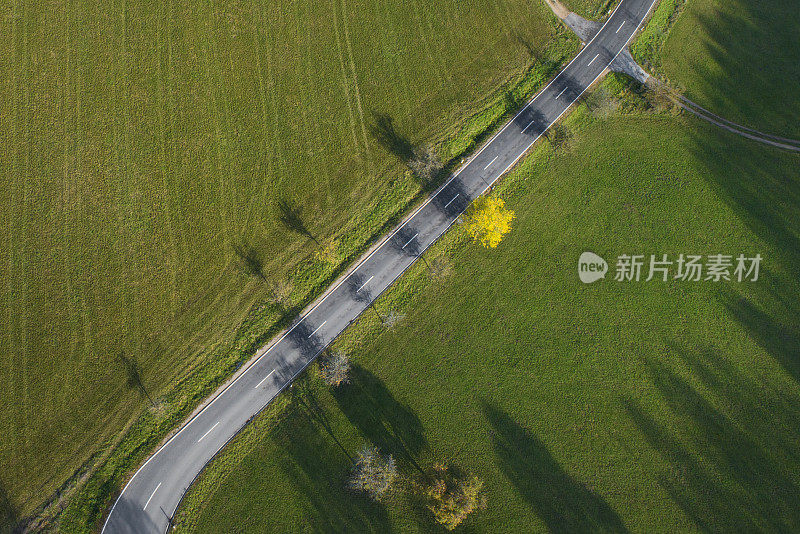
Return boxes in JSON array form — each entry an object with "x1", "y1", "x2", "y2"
[
  {"x1": 173, "y1": 70, "x2": 800, "y2": 532},
  {"x1": 0, "y1": 0, "x2": 614, "y2": 529}
]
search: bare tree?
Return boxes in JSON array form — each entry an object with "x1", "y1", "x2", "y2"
[
  {"x1": 408, "y1": 146, "x2": 443, "y2": 186},
  {"x1": 383, "y1": 310, "x2": 405, "y2": 330},
  {"x1": 348, "y1": 444, "x2": 398, "y2": 500},
  {"x1": 270, "y1": 278, "x2": 294, "y2": 309},
  {"x1": 428, "y1": 255, "x2": 453, "y2": 279},
  {"x1": 320, "y1": 351, "x2": 351, "y2": 387},
  {"x1": 548, "y1": 122, "x2": 570, "y2": 150}
]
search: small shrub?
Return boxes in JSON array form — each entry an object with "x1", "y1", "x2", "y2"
[
  {"x1": 319, "y1": 351, "x2": 351, "y2": 387},
  {"x1": 348, "y1": 444, "x2": 398, "y2": 500},
  {"x1": 421, "y1": 464, "x2": 487, "y2": 530},
  {"x1": 408, "y1": 146, "x2": 443, "y2": 186}
]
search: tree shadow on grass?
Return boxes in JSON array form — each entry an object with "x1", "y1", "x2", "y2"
[
  {"x1": 687, "y1": 84, "x2": 800, "y2": 383},
  {"x1": 718, "y1": 284, "x2": 800, "y2": 384},
  {"x1": 673, "y1": 0, "x2": 800, "y2": 140},
  {"x1": 117, "y1": 352, "x2": 155, "y2": 407},
  {"x1": 232, "y1": 242, "x2": 266, "y2": 282},
  {"x1": 369, "y1": 112, "x2": 414, "y2": 163},
  {"x1": 482, "y1": 403, "x2": 628, "y2": 533},
  {"x1": 0, "y1": 481, "x2": 18, "y2": 534},
  {"x1": 272, "y1": 386, "x2": 391, "y2": 533},
  {"x1": 332, "y1": 365, "x2": 427, "y2": 473},
  {"x1": 622, "y1": 346, "x2": 800, "y2": 532},
  {"x1": 276, "y1": 198, "x2": 319, "y2": 245},
  {"x1": 695, "y1": 131, "x2": 800, "y2": 381}
]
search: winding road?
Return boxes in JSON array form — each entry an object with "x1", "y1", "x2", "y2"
[{"x1": 102, "y1": 0, "x2": 658, "y2": 530}]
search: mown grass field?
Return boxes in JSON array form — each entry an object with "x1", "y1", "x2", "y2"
[
  {"x1": 175, "y1": 94, "x2": 800, "y2": 532},
  {"x1": 0, "y1": 0, "x2": 629, "y2": 528},
  {"x1": 171, "y1": 0, "x2": 800, "y2": 530}
]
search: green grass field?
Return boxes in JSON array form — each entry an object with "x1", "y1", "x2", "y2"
[
  {"x1": 170, "y1": 0, "x2": 800, "y2": 530},
  {"x1": 0, "y1": 0, "x2": 630, "y2": 527}
]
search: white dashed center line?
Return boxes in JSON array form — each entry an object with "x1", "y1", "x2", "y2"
[
  {"x1": 444, "y1": 194, "x2": 460, "y2": 209},
  {"x1": 484, "y1": 156, "x2": 498, "y2": 170},
  {"x1": 555, "y1": 87, "x2": 568, "y2": 100},
  {"x1": 522, "y1": 120, "x2": 536, "y2": 133},
  {"x1": 616, "y1": 21, "x2": 625, "y2": 33},
  {"x1": 142, "y1": 482, "x2": 161, "y2": 511},
  {"x1": 254, "y1": 369, "x2": 276, "y2": 389},
  {"x1": 356, "y1": 275, "x2": 373, "y2": 293},
  {"x1": 308, "y1": 321, "x2": 327, "y2": 338},
  {"x1": 588, "y1": 53, "x2": 600, "y2": 66},
  {"x1": 197, "y1": 422, "x2": 220, "y2": 443},
  {"x1": 402, "y1": 233, "x2": 418, "y2": 249}
]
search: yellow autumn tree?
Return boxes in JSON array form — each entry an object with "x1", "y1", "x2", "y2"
[
  {"x1": 421, "y1": 464, "x2": 487, "y2": 530},
  {"x1": 462, "y1": 196, "x2": 515, "y2": 248}
]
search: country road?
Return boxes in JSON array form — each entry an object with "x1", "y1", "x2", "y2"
[{"x1": 102, "y1": 0, "x2": 658, "y2": 531}]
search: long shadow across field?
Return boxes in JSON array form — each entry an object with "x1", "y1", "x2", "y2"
[
  {"x1": 332, "y1": 365, "x2": 427, "y2": 472},
  {"x1": 0, "y1": 481, "x2": 18, "y2": 534},
  {"x1": 683, "y1": 1, "x2": 800, "y2": 383},
  {"x1": 674, "y1": 0, "x2": 800, "y2": 140},
  {"x1": 483, "y1": 403, "x2": 628, "y2": 533},
  {"x1": 690, "y1": 116, "x2": 800, "y2": 383},
  {"x1": 273, "y1": 380, "x2": 391, "y2": 532},
  {"x1": 622, "y1": 345, "x2": 800, "y2": 532}
]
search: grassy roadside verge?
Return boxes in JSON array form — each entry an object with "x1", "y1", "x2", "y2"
[
  {"x1": 565, "y1": 0, "x2": 621, "y2": 20},
  {"x1": 54, "y1": 20, "x2": 586, "y2": 534},
  {"x1": 629, "y1": 0, "x2": 687, "y2": 75}
]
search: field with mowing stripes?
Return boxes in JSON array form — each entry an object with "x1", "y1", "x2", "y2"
[{"x1": 0, "y1": 0, "x2": 619, "y2": 527}]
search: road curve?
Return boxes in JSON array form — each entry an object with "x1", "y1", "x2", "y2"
[{"x1": 103, "y1": 0, "x2": 658, "y2": 531}]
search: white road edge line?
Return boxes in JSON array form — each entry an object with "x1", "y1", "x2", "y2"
[
  {"x1": 142, "y1": 482, "x2": 161, "y2": 511},
  {"x1": 483, "y1": 156, "x2": 498, "y2": 170},
  {"x1": 307, "y1": 321, "x2": 327, "y2": 338},
  {"x1": 616, "y1": 21, "x2": 625, "y2": 33},
  {"x1": 443, "y1": 194, "x2": 459, "y2": 209},
  {"x1": 588, "y1": 53, "x2": 600, "y2": 66},
  {"x1": 102, "y1": 0, "x2": 649, "y2": 527},
  {"x1": 197, "y1": 422, "x2": 219, "y2": 443},
  {"x1": 555, "y1": 87, "x2": 568, "y2": 100},
  {"x1": 254, "y1": 369, "x2": 276, "y2": 389},
  {"x1": 356, "y1": 275, "x2": 374, "y2": 292},
  {"x1": 402, "y1": 233, "x2": 418, "y2": 249}
]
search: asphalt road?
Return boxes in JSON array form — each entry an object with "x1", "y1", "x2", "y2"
[{"x1": 103, "y1": 0, "x2": 657, "y2": 530}]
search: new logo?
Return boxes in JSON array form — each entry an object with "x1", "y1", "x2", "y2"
[{"x1": 578, "y1": 252, "x2": 608, "y2": 283}]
